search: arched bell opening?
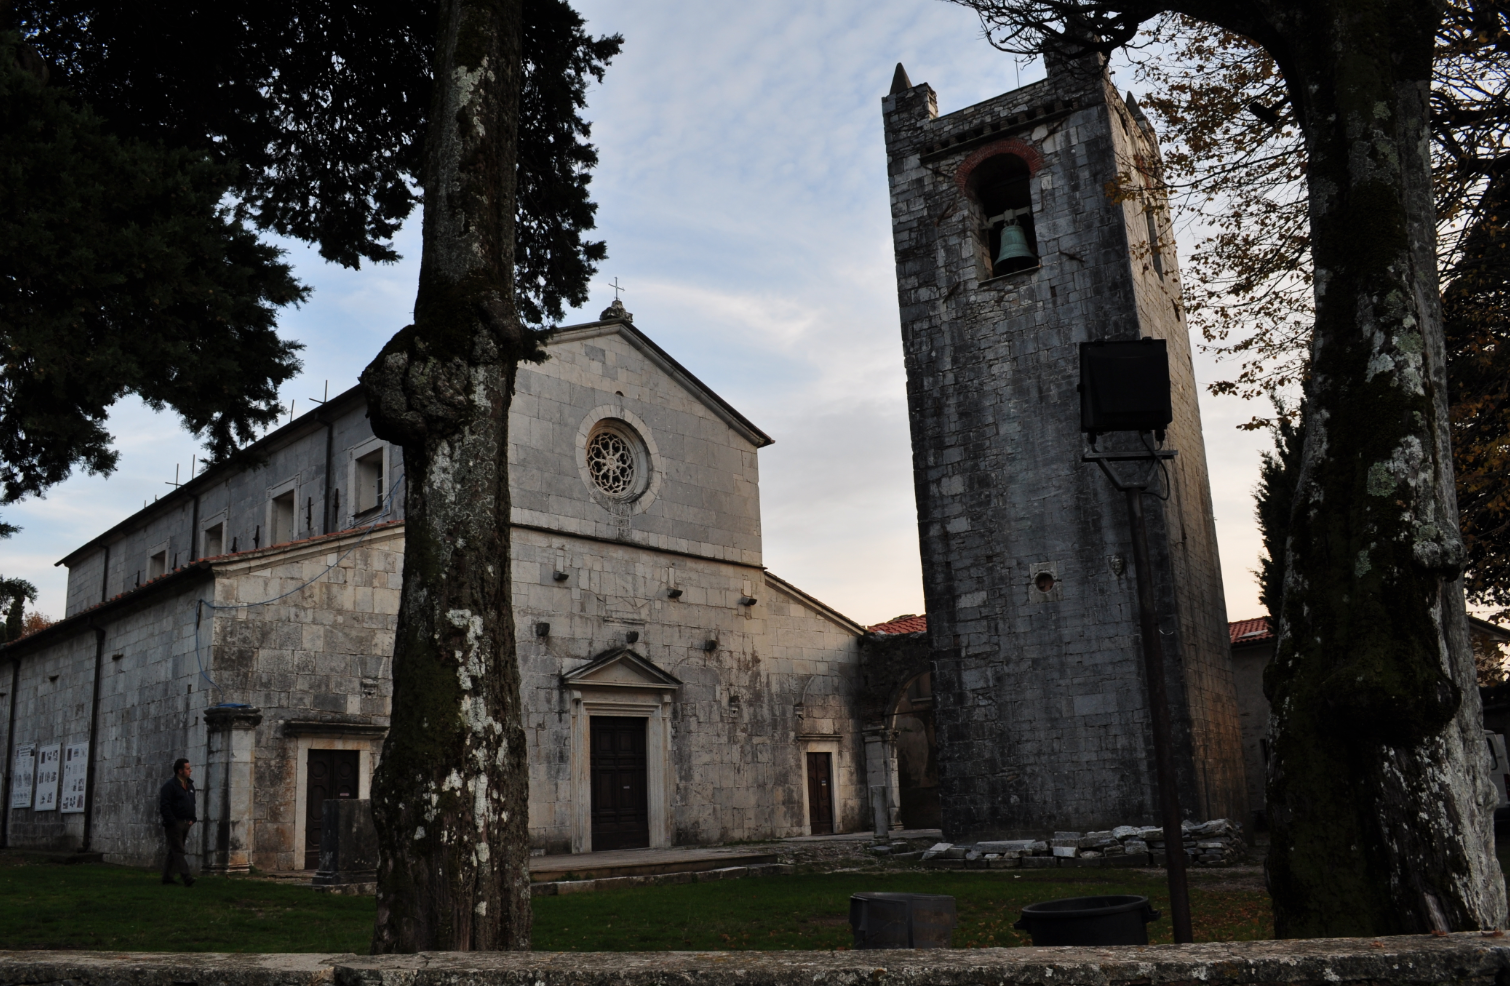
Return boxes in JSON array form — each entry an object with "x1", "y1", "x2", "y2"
[
  {"x1": 888, "y1": 672, "x2": 940, "y2": 829},
  {"x1": 967, "y1": 153, "x2": 1039, "y2": 277}
]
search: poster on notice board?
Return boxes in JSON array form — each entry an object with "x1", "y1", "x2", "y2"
[
  {"x1": 9, "y1": 744, "x2": 34, "y2": 809},
  {"x1": 60, "y1": 743, "x2": 88, "y2": 813},
  {"x1": 33, "y1": 744, "x2": 60, "y2": 811}
]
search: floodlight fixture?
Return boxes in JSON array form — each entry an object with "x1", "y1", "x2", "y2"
[{"x1": 1079, "y1": 339, "x2": 1172, "y2": 443}]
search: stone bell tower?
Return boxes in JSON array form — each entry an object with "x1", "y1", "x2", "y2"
[{"x1": 881, "y1": 58, "x2": 1247, "y2": 839}]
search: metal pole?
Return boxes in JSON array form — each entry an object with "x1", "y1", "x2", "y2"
[{"x1": 1124, "y1": 485, "x2": 1193, "y2": 943}]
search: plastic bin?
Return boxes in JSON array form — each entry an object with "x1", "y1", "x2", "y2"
[
  {"x1": 1013, "y1": 894, "x2": 1161, "y2": 945},
  {"x1": 849, "y1": 892, "x2": 956, "y2": 949}
]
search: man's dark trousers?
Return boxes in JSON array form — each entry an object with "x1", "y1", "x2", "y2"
[{"x1": 162, "y1": 820, "x2": 193, "y2": 883}]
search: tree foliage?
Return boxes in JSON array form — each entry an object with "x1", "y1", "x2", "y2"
[
  {"x1": 0, "y1": 574, "x2": 37, "y2": 643},
  {"x1": 1444, "y1": 172, "x2": 1510, "y2": 619},
  {"x1": 1124, "y1": 6, "x2": 1510, "y2": 616},
  {"x1": 3, "y1": 0, "x2": 618, "y2": 514},
  {"x1": 16, "y1": 0, "x2": 619, "y2": 319},
  {"x1": 0, "y1": 33, "x2": 306, "y2": 504},
  {"x1": 1254, "y1": 398, "x2": 1305, "y2": 625}
]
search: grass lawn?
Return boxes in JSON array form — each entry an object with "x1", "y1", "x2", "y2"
[
  {"x1": 0, "y1": 859, "x2": 374, "y2": 952},
  {"x1": 0, "y1": 856, "x2": 1271, "y2": 953}
]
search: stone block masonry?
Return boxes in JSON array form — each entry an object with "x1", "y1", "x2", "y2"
[
  {"x1": 882, "y1": 56, "x2": 1246, "y2": 839},
  {"x1": 6, "y1": 935, "x2": 1510, "y2": 986}
]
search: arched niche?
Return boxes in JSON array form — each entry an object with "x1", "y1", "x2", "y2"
[
  {"x1": 966, "y1": 153, "x2": 1039, "y2": 278},
  {"x1": 888, "y1": 672, "x2": 940, "y2": 829}
]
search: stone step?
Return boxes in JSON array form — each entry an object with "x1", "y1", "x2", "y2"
[
  {"x1": 532, "y1": 862, "x2": 794, "y2": 896},
  {"x1": 529, "y1": 848, "x2": 779, "y2": 883}
]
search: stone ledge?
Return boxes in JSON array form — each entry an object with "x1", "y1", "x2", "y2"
[{"x1": 5, "y1": 934, "x2": 1510, "y2": 986}]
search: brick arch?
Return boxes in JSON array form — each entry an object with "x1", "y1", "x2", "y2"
[{"x1": 954, "y1": 138, "x2": 1045, "y2": 194}]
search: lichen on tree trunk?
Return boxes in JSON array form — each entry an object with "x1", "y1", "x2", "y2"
[
  {"x1": 359, "y1": 0, "x2": 537, "y2": 953},
  {"x1": 1241, "y1": 0, "x2": 1508, "y2": 937}
]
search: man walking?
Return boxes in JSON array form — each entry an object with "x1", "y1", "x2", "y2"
[{"x1": 159, "y1": 757, "x2": 196, "y2": 886}]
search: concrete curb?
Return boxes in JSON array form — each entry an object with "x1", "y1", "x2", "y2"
[{"x1": 4, "y1": 934, "x2": 1510, "y2": 986}]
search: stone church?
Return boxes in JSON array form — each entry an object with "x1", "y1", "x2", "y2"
[
  {"x1": 881, "y1": 55, "x2": 1248, "y2": 837},
  {"x1": 0, "y1": 57, "x2": 1256, "y2": 871},
  {"x1": 0, "y1": 304, "x2": 874, "y2": 871}
]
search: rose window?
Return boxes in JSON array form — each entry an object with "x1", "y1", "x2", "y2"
[{"x1": 587, "y1": 431, "x2": 637, "y2": 497}]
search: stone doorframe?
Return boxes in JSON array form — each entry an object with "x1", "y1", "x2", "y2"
[
  {"x1": 562, "y1": 648, "x2": 681, "y2": 854},
  {"x1": 798, "y1": 735, "x2": 841, "y2": 836},
  {"x1": 283, "y1": 720, "x2": 384, "y2": 871}
]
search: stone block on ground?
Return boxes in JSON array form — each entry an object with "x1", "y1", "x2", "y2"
[{"x1": 312, "y1": 798, "x2": 377, "y2": 890}]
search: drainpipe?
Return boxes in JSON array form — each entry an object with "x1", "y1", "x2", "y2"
[
  {"x1": 99, "y1": 544, "x2": 110, "y2": 605},
  {"x1": 1, "y1": 659, "x2": 17, "y2": 848},
  {"x1": 81, "y1": 628, "x2": 105, "y2": 852},
  {"x1": 189, "y1": 492, "x2": 200, "y2": 563},
  {"x1": 322, "y1": 418, "x2": 335, "y2": 534}
]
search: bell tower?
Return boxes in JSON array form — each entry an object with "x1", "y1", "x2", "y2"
[{"x1": 881, "y1": 58, "x2": 1247, "y2": 837}]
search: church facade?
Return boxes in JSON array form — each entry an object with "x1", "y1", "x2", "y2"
[{"x1": 0, "y1": 306, "x2": 871, "y2": 871}]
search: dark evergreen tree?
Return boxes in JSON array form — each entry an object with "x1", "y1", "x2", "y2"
[
  {"x1": 0, "y1": 32, "x2": 305, "y2": 504},
  {"x1": 1443, "y1": 173, "x2": 1510, "y2": 622},
  {"x1": 1254, "y1": 399, "x2": 1305, "y2": 625},
  {"x1": 4, "y1": 0, "x2": 618, "y2": 512},
  {"x1": 0, "y1": 575, "x2": 37, "y2": 643}
]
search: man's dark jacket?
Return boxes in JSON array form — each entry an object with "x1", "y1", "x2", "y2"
[{"x1": 158, "y1": 777, "x2": 196, "y2": 827}]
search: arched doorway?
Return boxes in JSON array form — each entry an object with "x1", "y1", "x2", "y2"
[{"x1": 891, "y1": 672, "x2": 940, "y2": 829}]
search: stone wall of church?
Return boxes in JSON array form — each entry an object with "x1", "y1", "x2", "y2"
[
  {"x1": 512, "y1": 528, "x2": 865, "y2": 852},
  {"x1": 61, "y1": 393, "x2": 404, "y2": 621},
  {"x1": 882, "y1": 59, "x2": 1246, "y2": 838},
  {"x1": 509, "y1": 319, "x2": 765, "y2": 568},
  {"x1": 15, "y1": 313, "x2": 868, "y2": 867},
  {"x1": 1, "y1": 572, "x2": 215, "y2": 864},
  {"x1": 204, "y1": 526, "x2": 401, "y2": 872}
]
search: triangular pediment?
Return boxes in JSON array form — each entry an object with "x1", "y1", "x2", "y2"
[{"x1": 562, "y1": 648, "x2": 682, "y2": 690}]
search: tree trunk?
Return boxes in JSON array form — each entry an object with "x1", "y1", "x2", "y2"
[
  {"x1": 359, "y1": 0, "x2": 534, "y2": 953},
  {"x1": 1213, "y1": 0, "x2": 1508, "y2": 936}
]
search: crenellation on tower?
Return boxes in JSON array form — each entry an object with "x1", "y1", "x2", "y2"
[{"x1": 883, "y1": 57, "x2": 1247, "y2": 838}]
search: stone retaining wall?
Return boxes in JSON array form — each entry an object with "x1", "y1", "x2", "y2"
[{"x1": 4, "y1": 934, "x2": 1510, "y2": 986}]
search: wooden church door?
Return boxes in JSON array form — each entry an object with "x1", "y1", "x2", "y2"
[
  {"x1": 590, "y1": 717, "x2": 650, "y2": 850},
  {"x1": 305, "y1": 749, "x2": 359, "y2": 869},
  {"x1": 806, "y1": 752, "x2": 834, "y2": 834}
]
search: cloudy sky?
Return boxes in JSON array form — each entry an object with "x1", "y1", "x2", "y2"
[{"x1": 4, "y1": 0, "x2": 1276, "y2": 628}]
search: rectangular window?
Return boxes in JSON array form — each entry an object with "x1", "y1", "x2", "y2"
[
  {"x1": 355, "y1": 449, "x2": 384, "y2": 514},
  {"x1": 203, "y1": 523, "x2": 224, "y2": 558},
  {"x1": 147, "y1": 550, "x2": 167, "y2": 580},
  {"x1": 272, "y1": 491, "x2": 296, "y2": 544}
]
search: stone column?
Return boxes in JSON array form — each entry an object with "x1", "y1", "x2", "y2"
[
  {"x1": 203, "y1": 705, "x2": 261, "y2": 873},
  {"x1": 862, "y1": 727, "x2": 898, "y2": 838}
]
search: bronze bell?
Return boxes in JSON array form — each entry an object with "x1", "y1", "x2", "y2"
[{"x1": 995, "y1": 221, "x2": 1036, "y2": 265}]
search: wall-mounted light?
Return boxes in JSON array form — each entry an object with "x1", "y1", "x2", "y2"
[
  {"x1": 534, "y1": 622, "x2": 551, "y2": 637},
  {"x1": 625, "y1": 631, "x2": 640, "y2": 644},
  {"x1": 553, "y1": 571, "x2": 570, "y2": 582},
  {"x1": 667, "y1": 588, "x2": 684, "y2": 599},
  {"x1": 701, "y1": 639, "x2": 718, "y2": 652},
  {"x1": 739, "y1": 596, "x2": 758, "y2": 607}
]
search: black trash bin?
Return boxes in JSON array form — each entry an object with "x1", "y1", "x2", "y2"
[
  {"x1": 1013, "y1": 895, "x2": 1161, "y2": 946},
  {"x1": 850, "y1": 892, "x2": 956, "y2": 949}
]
